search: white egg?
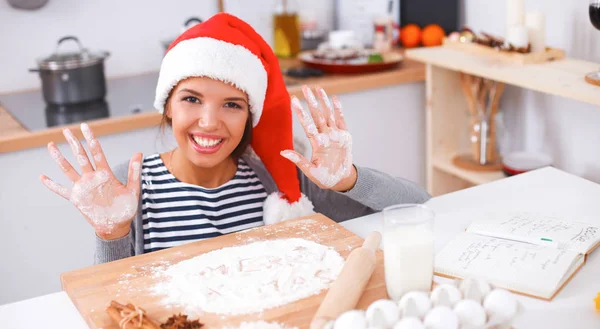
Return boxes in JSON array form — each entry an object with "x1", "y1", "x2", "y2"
[
  {"x1": 423, "y1": 306, "x2": 459, "y2": 329},
  {"x1": 453, "y1": 299, "x2": 487, "y2": 327},
  {"x1": 399, "y1": 291, "x2": 432, "y2": 318},
  {"x1": 430, "y1": 284, "x2": 462, "y2": 307},
  {"x1": 459, "y1": 278, "x2": 491, "y2": 302},
  {"x1": 393, "y1": 316, "x2": 425, "y2": 329},
  {"x1": 323, "y1": 320, "x2": 335, "y2": 329},
  {"x1": 366, "y1": 299, "x2": 400, "y2": 328},
  {"x1": 483, "y1": 289, "x2": 518, "y2": 321},
  {"x1": 334, "y1": 310, "x2": 368, "y2": 329}
]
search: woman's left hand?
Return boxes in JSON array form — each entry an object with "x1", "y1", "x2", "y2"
[{"x1": 281, "y1": 85, "x2": 357, "y2": 192}]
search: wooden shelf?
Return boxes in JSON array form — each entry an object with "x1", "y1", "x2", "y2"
[
  {"x1": 433, "y1": 151, "x2": 506, "y2": 186},
  {"x1": 406, "y1": 46, "x2": 600, "y2": 107}
]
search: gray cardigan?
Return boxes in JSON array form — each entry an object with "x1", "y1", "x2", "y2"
[{"x1": 95, "y1": 155, "x2": 431, "y2": 264}]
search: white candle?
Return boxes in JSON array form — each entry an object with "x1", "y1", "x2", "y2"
[
  {"x1": 506, "y1": 25, "x2": 529, "y2": 48},
  {"x1": 506, "y1": 0, "x2": 525, "y2": 36},
  {"x1": 526, "y1": 12, "x2": 546, "y2": 53}
]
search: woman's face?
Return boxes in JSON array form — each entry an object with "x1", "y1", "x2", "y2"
[{"x1": 166, "y1": 77, "x2": 249, "y2": 168}]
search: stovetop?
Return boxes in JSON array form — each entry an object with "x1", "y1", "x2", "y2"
[
  {"x1": 0, "y1": 72, "x2": 160, "y2": 131},
  {"x1": 0, "y1": 71, "x2": 303, "y2": 132}
]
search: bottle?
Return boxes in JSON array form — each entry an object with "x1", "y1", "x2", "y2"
[{"x1": 273, "y1": 0, "x2": 301, "y2": 58}]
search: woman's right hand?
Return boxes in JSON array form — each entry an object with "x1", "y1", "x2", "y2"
[{"x1": 39, "y1": 123, "x2": 142, "y2": 240}]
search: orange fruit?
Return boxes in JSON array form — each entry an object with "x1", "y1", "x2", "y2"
[
  {"x1": 400, "y1": 24, "x2": 422, "y2": 48},
  {"x1": 422, "y1": 24, "x2": 446, "y2": 47}
]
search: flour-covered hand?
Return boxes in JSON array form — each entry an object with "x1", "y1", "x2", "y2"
[
  {"x1": 39, "y1": 123, "x2": 142, "y2": 240},
  {"x1": 281, "y1": 85, "x2": 357, "y2": 192}
]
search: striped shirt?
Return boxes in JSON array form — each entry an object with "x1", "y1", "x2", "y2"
[{"x1": 141, "y1": 154, "x2": 267, "y2": 252}]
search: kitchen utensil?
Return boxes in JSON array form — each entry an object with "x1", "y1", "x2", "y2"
[
  {"x1": 61, "y1": 214, "x2": 387, "y2": 329},
  {"x1": 310, "y1": 231, "x2": 381, "y2": 329},
  {"x1": 299, "y1": 50, "x2": 403, "y2": 74},
  {"x1": 161, "y1": 17, "x2": 203, "y2": 52},
  {"x1": 29, "y1": 36, "x2": 110, "y2": 105}
]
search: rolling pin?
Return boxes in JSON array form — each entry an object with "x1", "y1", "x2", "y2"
[{"x1": 310, "y1": 231, "x2": 382, "y2": 329}]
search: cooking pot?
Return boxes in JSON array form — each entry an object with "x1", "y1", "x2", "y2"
[
  {"x1": 161, "y1": 17, "x2": 203, "y2": 52},
  {"x1": 30, "y1": 36, "x2": 110, "y2": 105}
]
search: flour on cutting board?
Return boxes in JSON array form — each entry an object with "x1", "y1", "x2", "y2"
[
  {"x1": 222, "y1": 321, "x2": 298, "y2": 329},
  {"x1": 149, "y1": 238, "x2": 344, "y2": 315},
  {"x1": 234, "y1": 219, "x2": 341, "y2": 244}
]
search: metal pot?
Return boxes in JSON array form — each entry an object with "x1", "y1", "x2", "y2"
[{"x1": 30, "y1": 36, "x2": 110, "y2": 105}]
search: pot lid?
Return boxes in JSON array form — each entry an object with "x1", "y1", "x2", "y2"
[{"x1": 38, "y1": 36, "x2": 109, "y2": 70}]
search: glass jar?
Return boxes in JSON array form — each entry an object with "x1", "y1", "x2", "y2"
[{"x1": 273, "y1": 0, "x2": 301, "y2": 58}]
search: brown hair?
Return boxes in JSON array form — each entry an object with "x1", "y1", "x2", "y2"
[{"x1": 160, "y1": 97, "x2": 253, "y2": 159}]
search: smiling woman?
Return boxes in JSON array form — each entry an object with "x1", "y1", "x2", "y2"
[
  {"x1": 39, "y1": 12, "x2": 431, "y2": 263},
  {"x1": 163, "y1": 77, "x2": 252, "y2": 183}
]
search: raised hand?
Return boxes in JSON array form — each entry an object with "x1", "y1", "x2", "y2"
[
  {"x1": 281, "y1": 85, "x2": 357, "y2": 192},
  {"x1": 39, "y1": 123, "x2": 142, "y2": 240}
]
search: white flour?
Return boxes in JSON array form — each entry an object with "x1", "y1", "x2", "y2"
[
  {"x1": 152, "y1": 238, "x2": 344, "y2": 316},
  {"x1": 222, "y1": 321, "x2": 297, "y2": 329}
]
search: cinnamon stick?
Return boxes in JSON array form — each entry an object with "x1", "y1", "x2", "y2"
[{"x1": 106, "y1": 301, "x2": 161, "y2": 329}]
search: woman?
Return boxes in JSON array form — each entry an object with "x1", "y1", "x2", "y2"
[{"x1": 40, "y1": 13, "x2": 430, "y2": 264}]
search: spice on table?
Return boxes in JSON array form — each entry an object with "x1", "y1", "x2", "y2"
[
  {"x1": 160, "y1": 314, "x2": 204, "y2": 329},
  {"x1": 106, "y1": 300, "x2": 161, "y2": 329},
  {"x1": 595, "y1": 292, "x2": 600, "y2": 311}
]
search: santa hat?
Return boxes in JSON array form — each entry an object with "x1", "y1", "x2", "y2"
[{"x1": 154, "y1": 12, "x2": 314, "y2": 224}]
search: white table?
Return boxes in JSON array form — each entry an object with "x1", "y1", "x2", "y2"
[
  {"x1": 2, "y1": 167, "x2": 600, "y2": 329},
  {"x1": 344, "y1": 167, "x2": 600, "y2": 329}
]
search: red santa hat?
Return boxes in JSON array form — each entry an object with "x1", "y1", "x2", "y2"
[{"x1": 154, "y1": 12, "x2": 314, "y2": 224}]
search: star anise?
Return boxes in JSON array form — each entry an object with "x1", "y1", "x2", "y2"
[{"x1": 160, "y1": 314, "x2": 204, "y2": 329}]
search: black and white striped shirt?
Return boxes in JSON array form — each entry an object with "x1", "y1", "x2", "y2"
[{"x1": 141, "y1": 154, "x2": 267, "y2": 252}]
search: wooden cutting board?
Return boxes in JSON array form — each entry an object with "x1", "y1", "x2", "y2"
[{"x1": 61, "y1": 214, "x2": 387, "y2": 329}]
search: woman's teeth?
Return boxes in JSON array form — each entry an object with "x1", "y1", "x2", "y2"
[{"x1": 192, "y1": 136, "x2": 223, "y2": 147}]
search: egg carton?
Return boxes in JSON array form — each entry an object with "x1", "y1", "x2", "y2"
[{"x1": 324, "y1": 277, "x2": 523, "y2": 329}]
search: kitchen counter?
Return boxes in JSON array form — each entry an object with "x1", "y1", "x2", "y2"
[
  {"x1": 2, "y1": 167, "x2": 600, "y2": 329},
  {"x1": 0, "y1": 58, "x2": 424, "y2": 153}
]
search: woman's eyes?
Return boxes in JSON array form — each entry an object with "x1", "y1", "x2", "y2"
[
  {"x1": 181, "y1": 97, "x2": 243, "y2": 109},
  {"x1": 183, "y1": 96, "x2": 200, "y2": 103},
  {"x1": 224, "y1": 102, "x2": 243, "y2": 109}
]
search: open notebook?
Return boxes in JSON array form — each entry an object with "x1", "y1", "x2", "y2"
[{"x1": 435, "y1": 212, "x2": 600, "y2": 300}]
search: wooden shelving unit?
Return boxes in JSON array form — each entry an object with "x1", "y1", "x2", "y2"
[
  {"x1": 406, "y1": 46, "x2": 600, "y2": 196},
  {"x1": 433, "y1": 151, "x2": 506, "y2": 186}
]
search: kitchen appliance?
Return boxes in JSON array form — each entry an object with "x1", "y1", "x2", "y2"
[
  {"x1": 400, "y1": 0, "x2": 459, "y2": 34},
  {"x1": 29, "y1": 36, "x2": 110, "y2": 105},
  {"x1": 45, "y1": 100, "x2": 110, "y2": 128},
  {"x1": 0, "y1": 72, "x2": 158, "y2": 131}
]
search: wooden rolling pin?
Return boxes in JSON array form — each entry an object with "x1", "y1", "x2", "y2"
[{"x1": 310, "y1": 231, "x2": 382, "y2": 329}]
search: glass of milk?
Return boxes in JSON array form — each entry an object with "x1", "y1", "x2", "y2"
[{"x1": 382, "y1": 204, "x2": 435, "y2": 301}]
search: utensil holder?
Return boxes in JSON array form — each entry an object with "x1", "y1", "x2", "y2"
[{"x1": 454, "y1": 74, "x2": 505, "y2": 171}]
